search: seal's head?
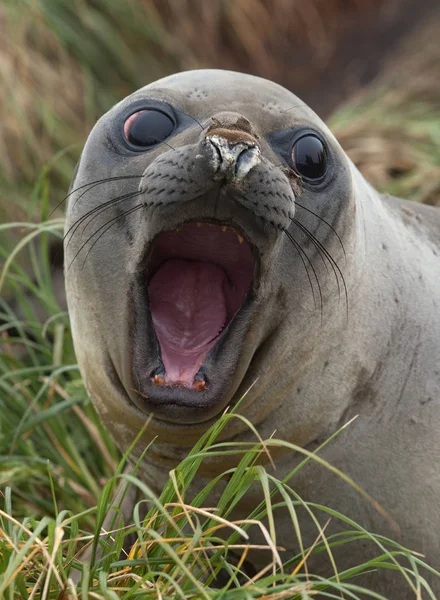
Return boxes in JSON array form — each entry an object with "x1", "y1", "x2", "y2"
[{"x1": 65, "y1": 70, "x2": 355, "y2": 432}]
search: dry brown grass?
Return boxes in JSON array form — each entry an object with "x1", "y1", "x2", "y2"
[
  {"x1": 0, "y1": 7, "x2": 85, "y2": 184},
  {"x1": 0, "y1": 0, "x2": 438, "y2": 218},
  {"x1": 331, "y1": 14, "x2": 440, "y2": 205},
  {"x1": 0, "y1": 0, "x2": 175, "y2": 216},
  {"x1": 148, "y1": 0, "x2": 392, "y2": 110}
]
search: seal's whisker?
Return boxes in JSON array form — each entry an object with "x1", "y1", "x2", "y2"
[
  {"x1": 64, "y1": 190, "x2": 143, "y2": 247},
  {"x1": 179, "y1": 110, "x2": 204, "y2": 131},
  {"x1": 293, "y1": 221, "x2": 329, "y2": 276},
  {"x1": 51, "y1": 175, "x2": 143, "y2": 216},
  {"x1": 78, "y1": 191, "x2": 144, "y2": 242},
  {"x1": 283, "y1": 229, "x2": 323, "y2": 321},
  {"x1": 292, "y1": 218, "x2": 339, "y2": 297},
  {"x1": 80, "y1": 204, "x2": 145, "y2": 270},
  {"x1": 67, "y1": 203, "x2": 144, "y2": 271},
  {"x1": 280, "y1": 103, "x2": 305, "y2": 115},
  {"x1": 70, "y1": 177, "x2": 143, "y2": 212},
  {"x1": 144, "y1": 136, "x2": 176, "y2": 152},
  {"x1": 294, "y1": 201, "x2": 347, "y2": 261},
  {"x1": 292, "y1": 219, "x2": 348, "y2": 315}
]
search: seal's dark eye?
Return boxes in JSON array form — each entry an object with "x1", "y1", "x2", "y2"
[
  {"x1": 292, "y1": 135, "x2": 327, "y2": 180},
  {"x1": 124, "y1": 109, "x2": 175, "y2": 147}
]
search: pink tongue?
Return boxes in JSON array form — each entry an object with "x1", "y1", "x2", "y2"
[{"x1": 148, "y1": 258, "x2": 227, "y2": 386}]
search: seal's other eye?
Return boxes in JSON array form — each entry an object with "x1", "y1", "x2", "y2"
[
  {"x1": 292, "y1": 135, "x2": 327, "y2": 180},
  {"x1": 124, "y1": 109, "x2": 175, "y2": 147}
]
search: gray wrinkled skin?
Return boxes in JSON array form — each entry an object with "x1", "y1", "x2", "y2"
[{"x1": 65, "y1": 70, "x2": 440, "y2": 595}]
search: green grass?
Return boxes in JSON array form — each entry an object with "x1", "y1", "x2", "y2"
[{"x1": 1, "y1": 177, "x2": 439, "y2": 597}]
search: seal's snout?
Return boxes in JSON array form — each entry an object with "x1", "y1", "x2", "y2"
[{"x1": 204, "y1": 129, "x2": 261, "y2": 182}]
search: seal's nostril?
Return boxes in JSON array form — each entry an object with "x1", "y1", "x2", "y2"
[
  {"x1": 205, "y1": 134, "x2": 260, "y2": 181},
  {"x1": 235, "y1": 146, "x2": 261, "y2": 180},
  {"x1": 204, "y1": 137, "x2": 223, "y2": 174}
]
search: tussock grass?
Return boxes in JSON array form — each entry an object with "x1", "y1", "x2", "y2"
[
  {"x1": 332, "y1": 88, "x2": 440, "y2": 205},
  {"x1": 0, "y1": 0, "x2": 177, "y2": 226},
  {"x1": 1, "y1": 185, "x2": 439, "y2": 597},
  {"x1": 331, "y1": 16, "x2": 440, "y2": 206}
]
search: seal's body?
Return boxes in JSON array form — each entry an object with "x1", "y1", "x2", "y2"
[{"x1": 65, "y1": 70, "x2": 440, "y2": 595}]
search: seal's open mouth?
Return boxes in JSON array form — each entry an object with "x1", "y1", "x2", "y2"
[{"x1": 147, "y1": 222, "x2": 254, "y2": 389}]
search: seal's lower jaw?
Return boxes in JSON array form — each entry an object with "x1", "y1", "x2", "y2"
[
  {"x1": 130, "y1": 220, "x2": 257, "y2": 422},
  {"x1": 147, "y1": 222, "x2": 254, "y2": 390}
]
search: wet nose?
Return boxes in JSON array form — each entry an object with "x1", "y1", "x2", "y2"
[
  {"x1": 205, "y1": 134, "x2": 260, "y2": 181},
  {"x1": 203, "y1": 112, "x2": 260, "y2": 182},
  {"x1": 205, "y1": 133, "x2": 260, "y2": 181}
]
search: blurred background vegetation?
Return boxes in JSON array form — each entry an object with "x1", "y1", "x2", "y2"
[{"x1": 1, "y1": 0, "x2": 439, "y2": 222}]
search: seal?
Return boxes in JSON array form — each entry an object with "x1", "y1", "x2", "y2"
[{"x1": 65, "y1": 70, "x2": 440, "y2": 595}]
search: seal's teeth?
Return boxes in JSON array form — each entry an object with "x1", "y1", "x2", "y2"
[
  {"x1": 192, "y1": 379, "x2": 206, "y2": 391},
  {"x1": 153, "y1": 375, "x2": 165, "y2": 386},
  {"x1": 237, "y1": 234, "x2": 244, "y2": 244}
]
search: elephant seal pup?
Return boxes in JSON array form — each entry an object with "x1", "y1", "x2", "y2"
[{"x1": 65, "y1": 70, "x2": 440, "y2": 594}]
